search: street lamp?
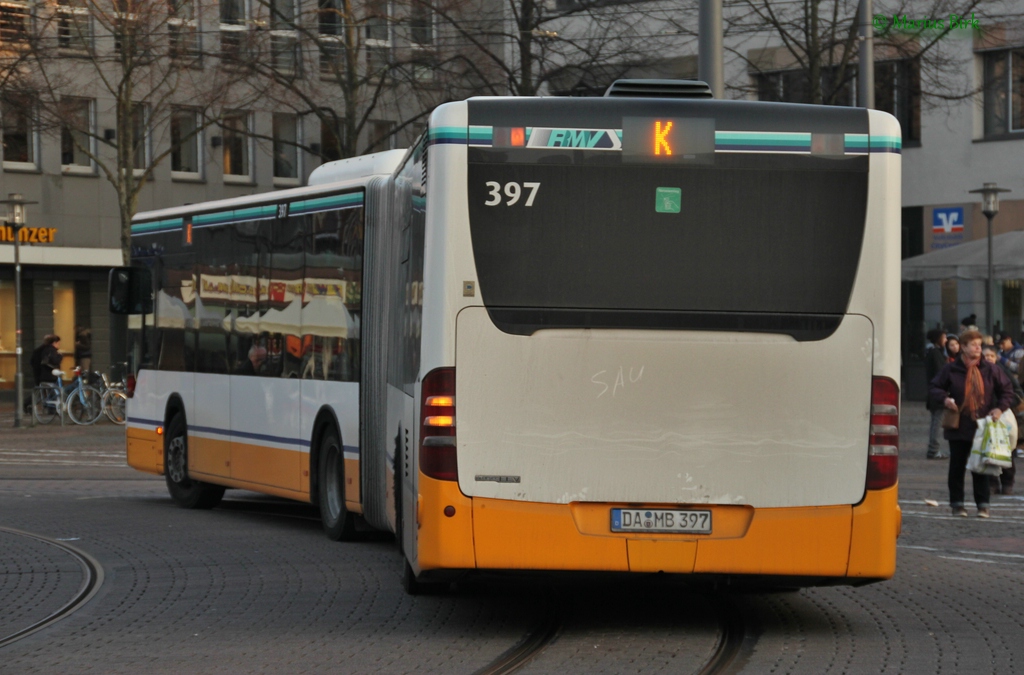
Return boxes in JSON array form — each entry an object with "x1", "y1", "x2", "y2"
[
  {"x1": 969, "y1": 183, "x2": 1011, "y2": 336},
  {"x1": 1, "y1": 193, "x2": 39, "y2": 428}
]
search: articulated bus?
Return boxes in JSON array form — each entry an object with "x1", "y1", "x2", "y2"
[{"x1": 119, "y1": 83, "x2": 901, "y2": 592}]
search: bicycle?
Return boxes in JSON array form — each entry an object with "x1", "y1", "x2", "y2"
[
  {"x1": 31, "y1": 370, "x2": 66, "y2": 425},
  {"x1": 100, "y1": 372, "x2": 127, "y2": 425},
  {"x1": 65, "y1": 366, "x2": 104, "y2": 425}
]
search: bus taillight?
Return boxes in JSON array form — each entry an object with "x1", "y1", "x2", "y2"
[
  {"x1": 867, "y1": 376, "x2": 899, "y2": 490},
  {"x1": 126, "y1": 374, "x2": 136, "y2": 398},
  {"x1": 420, "y1": 368, "x2": 457, "y2": 481}
]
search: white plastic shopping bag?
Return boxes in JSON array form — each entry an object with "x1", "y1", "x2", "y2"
[
  {"x1": 968, "y1": 416, "x2": 1007, "y2": 475},
  {"x1": 982, "y1": 415, "x2": 1015, "y2": 468}
]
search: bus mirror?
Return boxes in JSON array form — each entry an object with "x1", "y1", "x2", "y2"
[{"x1": 108, "y1": 267, "x2": 153, "y2": 315}]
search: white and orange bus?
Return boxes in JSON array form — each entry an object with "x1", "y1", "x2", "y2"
[{"x1": 116, "y1": 83, "x2": 902, "y2": 592}]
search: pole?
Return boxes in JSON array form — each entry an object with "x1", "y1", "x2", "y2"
[
  {"x1": 988, "y1": 213, "x2": 995, "y2": 335},
  {"x1": 13, "y1": 222, "x2": 23, "y2": 428},
  {"x1": 858, "y1": 0, "x2": 875, "y2": 108},
  {"x1": 698, "y1": 0, "x2": 724, "y2": 98}
]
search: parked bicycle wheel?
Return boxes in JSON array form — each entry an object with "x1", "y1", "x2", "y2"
[
  {"x1": 103, "y1": 389, "x2": 127, "y2": 425},
  {"x1": 31, "y1": 385, "x2": 60, "y2": 425},
  {"x1": 66, "y1": 385, "x2": 104, "y2": 425}
]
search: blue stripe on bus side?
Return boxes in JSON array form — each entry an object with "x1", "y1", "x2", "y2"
[
  {"x1": 127, "y1": 416, "x2": 163, "y2": 426},
  {"x1": 190, "y1": 424, "x2": 360, "y2": 456},
  {"x1": 126, "y1": 416, "x2": 360, "y2": 456}
]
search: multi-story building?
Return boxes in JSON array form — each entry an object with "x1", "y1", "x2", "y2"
[
  {"x1": 0, "y1": 0, "x2": 453, "y2": 386},
  {"x1": 4, "y1": 0, "x2": 1014, "y2": 394}
]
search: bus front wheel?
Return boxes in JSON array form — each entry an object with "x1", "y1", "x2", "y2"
[
  {"x1": 164, "y1": 412, "x2": 224, "y2": 510},
  {"x1": 317, "y1": 428, "x2": 356, "y2": 541}
]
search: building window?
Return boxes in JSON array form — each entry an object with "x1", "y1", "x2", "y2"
[
  {"x1": 170, "y1": 107, "x2": 201, "y2": 177},
  {"x1": 318, "y1": 0, "x2": 339, "y2": 34},
  {"x1": 319, "y1": 40, "x2": 343, "y2": 78},
  {"x1": 318, "y1": 0, "x2": 342, "y2": 77},
  {"x1": 221, "y1": 110, "x2": 251, "y2": 181},
  {"x1": 2, "y1": 95, "x2": 37, "y2": 168},
  {"x1": 113, "y1": 0, "x2": 148, "y2": 58},
  {"x1": 58, "y1": 0, "x2": 91, "y2": 51},
  {"x1": 874, "y1": 60, "x2": 920, "y2": 142},
  {"x1": 369, "y1": 119, "x2": 394, "y2": 151},
  {"x1": 754, "y1": 60, "x2": 919, "y2": 141},
  {"x1": 365, "y1": 0, "x2": 390, "y2": 78},
  {"x1": 320, "y1": 113, "x2": 342, "y2": 161},
  {"x1": 168, "y1": 0, "x2": 200, "y2": 63},
  {"x1": 268, "y1": 0, "x2": 298, "y2": 74},
  {"x1": 220, "y1": 0, "x2": 247, "y2": 62},
  {"x1": 61, "y1": 97, "x2": 94, "y2": 171},
  {"x1": 273, "y1": 112, "x2": 299, "y2": 183},
  {"x1": 0, "y1": 1, "x2": 30, "y2": 46},
  {"x1": 754, "y1": 68, "x2": 853, "y2": 106},
  {"x1": 409, "y1": 2, "x2": 432, "y2": 46},
  {"x1": 131, "y1": 103, "x2": 150, "y2": 171},
  {"x1": 409, "y1": 58, "x2": 435, "y2": 83},
  {"x1": 983, "y1": 48, "x2": 1024, "y2": 137}
]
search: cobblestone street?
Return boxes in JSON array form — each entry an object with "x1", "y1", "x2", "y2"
[{"x1": 1, "y1": 400, "x2": 1022, "y2": 673}]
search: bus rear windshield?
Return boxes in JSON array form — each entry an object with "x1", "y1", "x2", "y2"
[{"x1": 466, "y1": 146, "x2": 868, "y2": 340}]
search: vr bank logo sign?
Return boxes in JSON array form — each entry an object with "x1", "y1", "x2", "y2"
[
  {"x1": 933, "y1": 207, "x2": 964, "y2": 233},
  {"x1": 932, "y1": 206, "x2": 965, "y2": 250}
]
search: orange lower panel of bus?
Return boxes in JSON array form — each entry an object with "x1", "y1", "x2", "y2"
[
  {"x1": 416, "y1": 475, "x2": 900, "y2": 580},
  {"x1": 127, "y1": 428, "x2": 163, "y2": 475}
]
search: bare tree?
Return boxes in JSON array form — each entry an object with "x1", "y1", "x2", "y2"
[
  {"x1": 712, "y1": 0, "x2": 1001, "y2": 107},
  {"x1": 422, "y1": 0, "x2": 683, "y2": 98},
  {"x1": 234, "y1": 0, "x2": 449, "y2": 162},
  {"x1": 11, "y1": 0, "x2": 255, "y2": 263}
]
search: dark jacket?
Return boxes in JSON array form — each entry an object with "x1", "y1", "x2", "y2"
[
  {"x1": 929, "y1": 356, "x2": 1017, "y2": 441},
  {"x1": 74, "y1": 331, "x2": 91, "y2": 360},
  {"x1": 925, "y1": 345, "x2": 948, "y2": 410},
  {"x1": 30, "y1": 344, "x2": 62, "y2": 384},
  {"x1": 998, "y1": 361, "x2": 1024, "y2": 409}
]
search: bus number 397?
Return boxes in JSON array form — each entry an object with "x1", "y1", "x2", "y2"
[{"x1": 485, "y1": 181, "x2": 540, "y2": 207}]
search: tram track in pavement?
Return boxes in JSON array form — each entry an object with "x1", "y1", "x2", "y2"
[
  {"x1": 0, "y1": 526, "x2": 104, "y2": 649},
  {"x1": 472, "y1": 590, "x2": 751, "y2": 675}
]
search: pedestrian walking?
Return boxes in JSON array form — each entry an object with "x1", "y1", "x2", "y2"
[
  {"x1": 74, "y1": 326, "x2": 92, "y2": 374},
  {"x1": 925, "y1": 329, "x2": 949, "y2": 459},
  {"x1": 930, "y1": 330, "x2": 1016, "y2": 518},
  {"x1": 984, "y1": 345, "x2": 1019, "y2": 495},
  {"x1": 946, "y1": 334, "x2": 961, "y2": 362},
  {"x1": 998, "y1": 334, "x2": 1024, "y2": 380}
]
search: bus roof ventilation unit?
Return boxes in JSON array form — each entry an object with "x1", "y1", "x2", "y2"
[{"x1": 603, "y1": 79, "x2": 714, "y2": 99}]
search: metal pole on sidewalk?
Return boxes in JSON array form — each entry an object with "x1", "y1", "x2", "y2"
[
  {"x1": 970, "y1": 183, "x2": 1011, "y2": 336},
  {"x1": 698, "y1": 0, "x2": 723, "y2": 98},
  {"x1": 1, "y1": 193, "x2": 36, "y2": 428},
  {"x1": 859, "y1": 0, "x2": 875, "y2": 108},
  {"x1": 13, "y1": 219, "x2": 22, "y2": 428}
]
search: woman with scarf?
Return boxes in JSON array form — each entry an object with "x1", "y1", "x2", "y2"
[{"x1": 930, "y1": 330, "x2": 1016, "y2": 517}]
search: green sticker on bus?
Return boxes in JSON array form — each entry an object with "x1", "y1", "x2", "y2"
[{"x1": 656, "y1": 187, "x2": 681, "y2": 213}]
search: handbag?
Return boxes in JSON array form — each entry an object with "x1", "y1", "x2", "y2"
[{"x1": 941, "y1": 407, "x2": 960, "y2": 429}]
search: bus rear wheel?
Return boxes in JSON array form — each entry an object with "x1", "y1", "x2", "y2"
[
  {"x1": 318, "y1": 428, "x2": 356, "y2": 541},
  {"x1": 164, "y1": 412, "x2": 225, "y2": 510}
]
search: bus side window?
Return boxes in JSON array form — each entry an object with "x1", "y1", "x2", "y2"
[{"x1": 303, "y1": 205, "x2": 363, "y2": 382}]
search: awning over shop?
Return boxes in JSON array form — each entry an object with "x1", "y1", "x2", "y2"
[{"x1": 902, "y1": 231, "x2": 1024, "y2": 281}]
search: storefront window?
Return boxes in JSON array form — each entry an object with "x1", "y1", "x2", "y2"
[
  {"x1": 53, "y1": 281, "x2": 76, "y2": 371},
  {"x1": 0, "y1": 281, "x2": 15, "y2": 386}
]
